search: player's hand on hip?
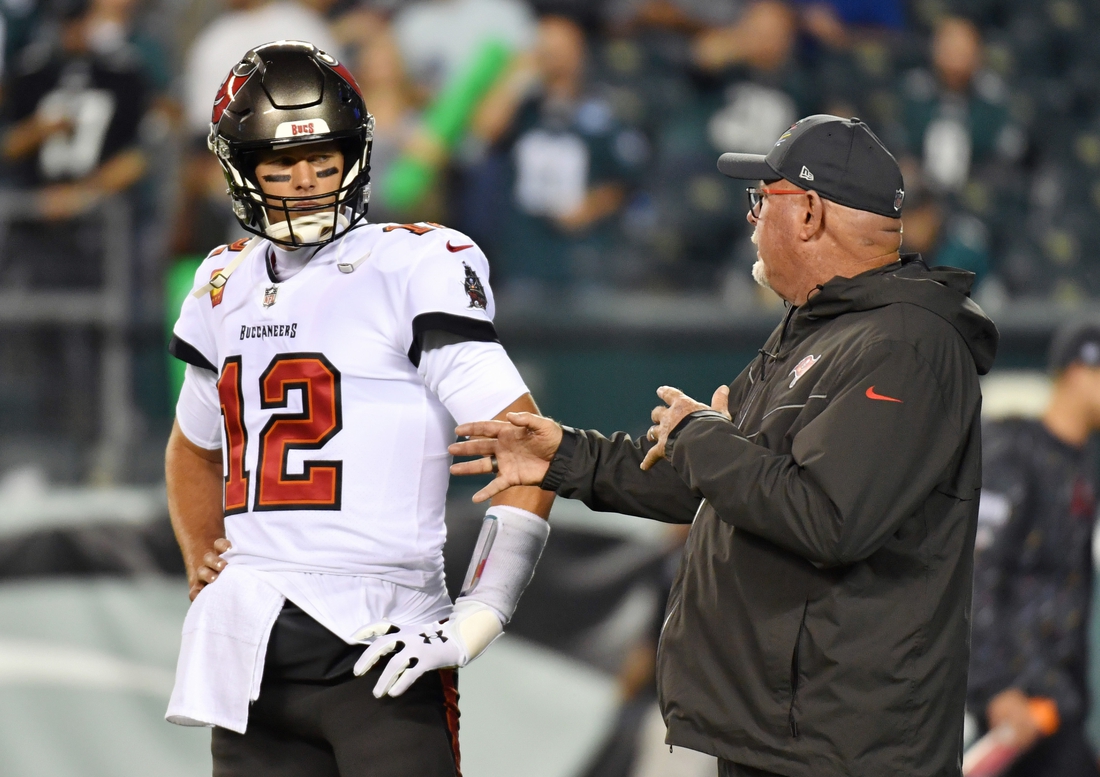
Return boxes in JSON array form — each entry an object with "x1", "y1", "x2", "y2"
[
  {"x1": 449, "y1": 413, "x2": 563, "y2": 503},
  {"x1": 641, "y1": 386, "x2": 721, "y2": 471},
  {"x1": 189, "y1": 538, "x2": 232, "y2": 601},
  {"x1": 353, "y1": 618, "x2": 467, "y2": 698}
]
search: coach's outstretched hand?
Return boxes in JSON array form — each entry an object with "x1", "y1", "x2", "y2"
[
  {"x1": 448, "y1": 412, "x2": 563, "y2": 502},
  {"x1": 641, "y1": 385, "x2": 731, "y2": 471}
]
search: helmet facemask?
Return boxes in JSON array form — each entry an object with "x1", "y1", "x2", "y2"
[{"x1": 215, "y1": 126, "x2": 373, "y2": 249}]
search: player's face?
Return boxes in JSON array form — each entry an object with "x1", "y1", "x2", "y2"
[{"x1": 253, "y1": 141, "x2": 345, "y2": 222}]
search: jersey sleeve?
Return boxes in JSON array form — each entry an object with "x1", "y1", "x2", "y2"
[
  {"x1": 169, "y1": 253, "x2": 222, "y2": 373},
  {"x1": 399, "y1": 231, "x2": 499, "y2": 368},
  {"x1": 418, "y1": 339, "x2": 529, "y2": 425},
  {"x1": 396, "y1": 229, "x2": 528, "y2": 422},
  {"x1": 175, "y1": 364, "x2": 222, "y2": 451}
]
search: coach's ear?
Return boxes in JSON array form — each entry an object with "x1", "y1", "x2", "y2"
[{"x1": 798, "y1": 190, "x2": 825, "y2": 242}]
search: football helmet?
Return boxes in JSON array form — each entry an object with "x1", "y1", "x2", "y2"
[{"x1": 208, "y1": 40, "x2": 374, "y2": 247}]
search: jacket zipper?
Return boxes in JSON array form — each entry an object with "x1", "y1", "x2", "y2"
[
  {"x1": 788, "y1": 600, "x2": 809, "y2": 738},
  {"x1": 737, "y1": 304, "x2": 796, "y2": 430}
]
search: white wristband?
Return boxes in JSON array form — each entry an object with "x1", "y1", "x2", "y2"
[{"x1": 456, "y1": 505, "x2": 550, "y2": 624}]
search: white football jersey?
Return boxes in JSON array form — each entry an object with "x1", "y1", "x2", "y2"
[{"x1": 171, "y1": 222, "x2": 528, "y2": 591}]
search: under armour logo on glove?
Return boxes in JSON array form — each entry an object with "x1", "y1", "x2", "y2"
[{"x1": 353, "y1": 618, "x2": 469, "y2": 698}]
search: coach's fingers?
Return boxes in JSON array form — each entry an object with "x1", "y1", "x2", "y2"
[
  {"x1": 449, "y1": 457, "x2": 495, "y2": 476},
  {"x1": 640, "y1": 441, "x2": 665, "y2": 471},
  {"x1": 711, "y1": 385, "x2": 731, "y2": 418},
  {"x1": 504, "y1": 411, "x2": 555, "y2": 431},
  {"x1": 212, "y1": 538, "x2": 232, "y2": 554},
  {"x1": 373, "y1": 655, "x2": 412, "y2": 698},
  {"x1": 448, "y1": 437, "x2": 497, "y2": 458},
  {"x1": 655, "y1": 386, "x2": 685, "y2": 405},
  {"x1": 651, "y1": 404, "x2": 668, "y2": 425},
  {"x1": 454, "y1": 420, "x2": 509, "y2": 439},
  {"x1": 472, "y1": 476, "x2": 512, "y2": 504},
  {"x1": 196, "y1": 565, "x2": 219, "y2": 584}
]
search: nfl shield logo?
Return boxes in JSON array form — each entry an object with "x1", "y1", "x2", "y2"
[
  {"x1": 788, "y1": 354, "x2": 820, "y2": 388},
  {"x1": 263, "y1": 285, "x2": 278, "y2": 308}
]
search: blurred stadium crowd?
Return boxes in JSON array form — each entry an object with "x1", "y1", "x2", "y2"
[{"x1": 0, "y1": 0, "x2": 1096, "y2": 469}]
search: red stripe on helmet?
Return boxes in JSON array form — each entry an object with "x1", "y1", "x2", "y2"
[
  {"x1": 211, "y1": 71, "x2": 252, "y2": 124},
  {"x1": 328, "y1": 60, "x2": 363, "y2": 98}
]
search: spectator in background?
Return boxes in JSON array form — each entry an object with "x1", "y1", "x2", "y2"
[
  {"x1": 181, "y1": 0, "x2": 337, "y2": 137},
  {"x1": 890, "y1": 16, "x2": 1025, "y2": 285},
  {"x1": 635, "y1": 0, "x2": 804, "y2": 288},
  {"x1": 351, "y1": 21, "x2": 423, "y2": 224},
  {"x1": 392, "y1": 0, "x2": 536, "y2": 95},
  {"x1": 0, "y1": 0, "x2": 147, "y2": 222},
  {"x1": 85, "y1": 0, "x2": 170, "y2": 100},
  {"x1": 790, "y1": 0, "x2": 905, "y2": 50},
  {"x1": 172, "y1": 0, "x2": 338, "y2": 254},
  {"x1": 473, "y1": 16, "x2": 645, "y2": 291},
  {"x1": 899, "y1": 15, "x2": 1023, "y2": 195},
  {"x1": 968, "y1": 320, "x2": 1100, "y2": 777},
  {"x1": 691, "y1": 1, "x2": 806, "y2": 155}
]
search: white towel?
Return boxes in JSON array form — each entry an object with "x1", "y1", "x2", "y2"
[{"x1": 165, "y1": 565, "x2": 284, "y2": 733}]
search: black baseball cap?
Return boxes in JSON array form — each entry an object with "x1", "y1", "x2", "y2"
[
  {"x1": 717, "y1": 115, "x2": 905, "y2": 218},
  {"x1": 1049, "y1": 319, "x2": 1100, "y2": 373}
]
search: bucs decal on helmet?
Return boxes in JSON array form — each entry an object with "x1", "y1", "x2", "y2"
[
  {"x1": 463, "y1": 263, "x2": 487, "y2": 310},
  {"x1": 211, "y1": 60, "x2": 258, "y2": 125}
]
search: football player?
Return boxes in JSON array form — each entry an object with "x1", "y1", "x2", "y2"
[{"x1": 163, "y1": 41, "x2": 553, "y2": 777}]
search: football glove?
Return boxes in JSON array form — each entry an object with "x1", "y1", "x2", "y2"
[{"x1": 352, "y1": 600, "x2": 503, "y2": 698}]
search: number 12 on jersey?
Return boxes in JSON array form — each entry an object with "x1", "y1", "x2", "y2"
[{"x1": 217, "y1": 353, "x2": 343, "y2": 514}]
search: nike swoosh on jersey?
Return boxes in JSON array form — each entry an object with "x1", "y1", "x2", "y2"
[
  {"x1": 446, "y1": 241, "x2": 473, "y2": 252},
  {"x1": 865, "y1": 386, "x2": 902, "y2": 403}
]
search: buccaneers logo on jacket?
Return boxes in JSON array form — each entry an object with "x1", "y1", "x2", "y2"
[
  {"x1": 788, "y1": 354, "x2": 820, "y2": 388},
  {"x1": 463, "y1": 263, "x2": 487, "y2": 310}
]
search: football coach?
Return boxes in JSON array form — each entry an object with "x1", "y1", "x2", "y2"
[{"x1": 450, "y1": 115, "x2": 999, "y2": 777}]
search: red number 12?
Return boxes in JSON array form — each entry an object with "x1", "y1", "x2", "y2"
[{"x1": 217, "y1": 353, "x2": 343, "y2": 514}]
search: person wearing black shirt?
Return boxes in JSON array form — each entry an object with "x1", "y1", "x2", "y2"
[
  {"x1": 968, "y1": 320, "x2": 1100, "y2": 777},
  {"x1": 1, "y1": 0, "x2": 147, "y2": 221}
]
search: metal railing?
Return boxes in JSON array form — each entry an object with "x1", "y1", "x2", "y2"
[{"x1": 0, "y1": 192, "x2": 136, "y2": 483}]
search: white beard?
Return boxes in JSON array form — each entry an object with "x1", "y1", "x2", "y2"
[{"x1": 752, "y1": 258, "x2": 771, "y2": 290}]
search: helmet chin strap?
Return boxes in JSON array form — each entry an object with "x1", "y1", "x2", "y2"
[{"x1": 265, "y1": 210, "x2": 351, "y2": 246}]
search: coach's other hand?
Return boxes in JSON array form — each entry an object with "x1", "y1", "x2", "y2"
[
  {"x1": 641, "y1": 385, "x2": 730, "y2": 471},
  {"x1": 449, "y1": 413, "x2": 563, "y2": 502}
]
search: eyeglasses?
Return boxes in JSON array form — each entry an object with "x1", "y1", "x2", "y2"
[{"x1": 746, "y1": 187, "x2": 805, "y2": 217}]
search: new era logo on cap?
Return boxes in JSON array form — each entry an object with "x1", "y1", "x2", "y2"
[{"x1": 716, "y1": 115, "x2": 904, "y2": 218}]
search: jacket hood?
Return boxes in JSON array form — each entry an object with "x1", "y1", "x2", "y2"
[{"x1": 798, "y1": 254, "x2": 999, "y2": 374}]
